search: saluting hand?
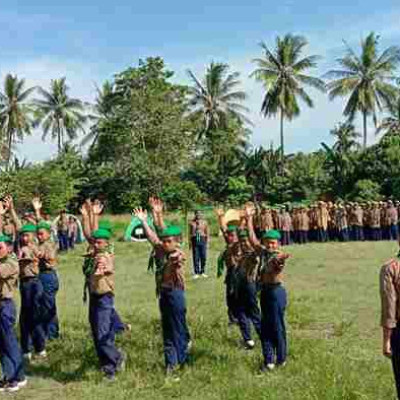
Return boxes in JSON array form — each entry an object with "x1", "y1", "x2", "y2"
[
  {"x1": 215, "y1": 208, "x2": 224, "y2": 218},
  {"x1": 133, "y1": 208, "x2": 148, "y2": 222},
  {"x1": 3, "y1": 195, "x2": 14, "y2": 211},
  {"x1": 92, "y1": 200, "x2": 104, "y2": 216},
  {"x1": 32, "y1": 196, "x2": 42, "y2": 211}
]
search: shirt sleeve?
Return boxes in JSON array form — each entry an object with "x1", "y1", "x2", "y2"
[
  {"x1": 380, "y1": 261, "x2": 399, "y2": 329},
  {"x1": 0, "y1": 261, "x2": 18, "y2": 279}
]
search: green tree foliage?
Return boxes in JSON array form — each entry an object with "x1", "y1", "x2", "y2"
[
  {"x1": 326, "y1": 33, "x2": 400, "y2": 148},
  {"x1": 226, "y1": 176, "x2": 254, "y2": 206},
  {"x1": 0, "y1": 74, "x2": 35, "y2": 170},
  {"x1": 351, "y1": 179, "x2": 382, "y2": 202},
  {"x1": 251, "y1": 34, "x2": 325, "y2": 155},
  {"x1": 187, "y1": 62, "x2": 250, "y2": 139}
]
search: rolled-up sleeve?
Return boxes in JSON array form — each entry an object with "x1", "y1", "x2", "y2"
[{"x1": 380, "y1": 262, "x2": 399, "y2": 329}]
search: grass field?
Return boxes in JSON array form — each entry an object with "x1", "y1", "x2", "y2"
[{"x1": 11, "y1": 235, "x2": 400, "y2": 400}]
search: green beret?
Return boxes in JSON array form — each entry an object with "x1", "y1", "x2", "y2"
[
  {"x1": 238, "y1": 229, "x2": 249, "y2": 238},
  {"x1": 37, "y1": 221, "x2": 52, "y2": 232},
  {"x1": 159, "y1": 226, "x2": 182, "y2": 238},
  {"x1": 98, "y1": 219, "x2": 113, "y2": 233},
  {"x1": 20, "y1": 224, "x2": 37, "y2": 234},
  {"x1": 0, "y1": 235, "x2": 12, "y2": 243},
  {"x1": 262, "y1": 230, "x2": 281, "y2": 240},
  {"x1": 227, "y1": 225, "x2": 238, "y2": 233},
  {"x1": 92, "y1": 228, "x2": 111, "y2": 240}
]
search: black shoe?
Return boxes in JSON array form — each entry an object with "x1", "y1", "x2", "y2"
[
  {"x1": 6, "y1": 381, "x2": 20, "y2": 393},
  {"x1": 116, "y1": 352, "x2": 126, "y2": 372},
  {"x1": 0, "y1": 380, "x2": 8, "y2": 392}
]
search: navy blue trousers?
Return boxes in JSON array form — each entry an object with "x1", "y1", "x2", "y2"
[
  {"x1": 299, "y1": 231, "x2": 308, "y2": 244},
  {"x1": 390, "y1": 225, "x2": 399, "y2": 241},
  {"x1": 260, "y1": 284, "x2": 287, "y2": 365},
  {"x1": 391, "y1": 326, "x2": 400, "y2": 399},
  {"x1": 317, "y1": 229, "x2": 327, "y2": 242},
  {"x1": 281, "y1": 231, "x2": 291, "y2": 246},
  {"x1": 236, "y1": 281, "x2": 261, "y2": 342},
  {"x1": 338, "y1": 228, "x2": 349, "y2": 242},
  {"x1": 192, "y1": 238, "x2": 207, "y2": 275},
  {"x1": 58, "y1": 231, "x2": 69, "y2": 251},
  {"x1": 89, "y1": 293, "x2": 122, "y2": 375},
  {"x1": 39, "y1": 271, "x2": 59, "y2": 340},
  {"x1": 351, "y1": 226, "x2": 364, "y2": 241},
  {"x1": 225, "y1": 272, "x2": 238, "y2": 324},
  {"x1": 0, "y1": 300, "x2": 24, "y2": 383},
  {"x1": 159, "y1": 288, "x2": 189, "y2": 368},
  {"x1": 19, "y1": 278, "x2": 46, "y2": 354}
]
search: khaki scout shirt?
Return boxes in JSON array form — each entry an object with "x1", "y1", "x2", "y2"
[
  {"x1": 370, "y1": 209, "x2": 381, "y2": 228},
  {"x1": 317, "y1": 207, "x2": 329, "y2": 230},
  {"x1": 260, "y1": 212, "x2": 274, "y2": 231},
  {"x1": 252, "y1": 244, "x2": 286, "y2": 284},
  {"x1": 298, "y1": 212, "x2": 309, "y2": 231},
  {"x1": 18, "y1": 245, "x2": 39, "y2": 278},
  {"x1": 0, "y1": 255, "x2": 19, "y2": 299},
  {"x1": 89, "y1": 252, "x2": 115, "y2": 295},
  {"x1": 158, "y1": 248, "x2": 186, "y2": 290},
  {"x1": 224, "y1": 241, "x2": 241, "y2": 271},
  {"x1": 37, "y1": 241, "x2": 57, "y2": 271},
  {"x1": 387, "y1": 207, "x2": 399, "y2": 225},
  {"x1": 351, "y1": 208, "x2": 363, "y2": 226},
  {"x1": 239, "y1": 244, "x2": 260, "y2": 283},
  {"x1": 189, "y1": 220, "x2": 209, "y2": 240},
  {"x1": 380, "y1": 259, "x2": 400, "y2": 329}
]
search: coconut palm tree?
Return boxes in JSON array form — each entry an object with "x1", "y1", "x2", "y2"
[
  {"x1": 377, "y1": 90, "x2": 400, "y2": 139},
  {"x1": 251, "y1": 34, "x2": 325, "y2": 156},
  {"x1": 187, "y1": 62, "x2": 250, "y2": 139},
  {"x1": 34, "y1": 78, "x2": 87, "y2": 153},
  {"x1": 82, "y1": 81, "x2": 116, "y2": 149},
  {"x1": 0, "y1": 74, "x2": 35, "y2": 171},
  {"x1": 326, "y1": 32, "x2": 400, "y2": 148}
]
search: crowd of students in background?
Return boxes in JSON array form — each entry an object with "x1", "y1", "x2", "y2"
[{"x1": 254, "y1": 200, "x2": 400, "y2": 245}]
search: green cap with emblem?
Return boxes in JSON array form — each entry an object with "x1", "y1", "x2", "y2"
[
  {"x1": 20, "y1": 224, "x2": 37, "y2": 234},
  {"x1": 0, "y1": 235, "x2": 12, "y2": 243},
  {"x1": 92, "y1": 228, "x2": 111, "y2": 240},
  {"x1": 37, "y1": 221, "x2": 52, "y2": 232},
  {"x1": 238, "y1": 229, "x2": 249, "y2": 238},
  {"x1": 262, "y1": 229, "x2": 281, "y2": 240},
  {"x1": 98, "y1": 219, "x2": 113, "y2": 233},
  {"x1": 227, "y1": 225, "x2": 238, "y2": 233},
  {"x1": 159, "y1": 225, "x2": 182, "y2": 238}
]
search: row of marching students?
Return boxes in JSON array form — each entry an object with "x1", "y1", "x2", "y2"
[
  {"x1": 0, "y1": 195, "x2": 59, "y2": 392},
  {"x1": 216, "y1": 206, "x2": 291, "y2": 372},
  {"x1": 79, "y1": 197, "x2": 190, "y2": 382}
]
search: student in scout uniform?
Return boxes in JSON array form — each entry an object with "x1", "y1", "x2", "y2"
[
  {"x1": 57, "y1": 210, "x2": 69, "y2": 252},
  {"x1": 379, "y1": 253, "x2": 400, "y2": 399},
  {"x1": 387, "y1": 200, "x2": 399, "y2": 241},
  {"x1": 189, "y1": 210, "x2": 210, "y2": 279},
  {"x1": 235, "y1": 220, "x2": 262, "y2": 350},
  {"x1": 245, "y1": 206, "x2": 290, "y2": 371},
  {"x1": 80, "y1": 201, "x2": 124, "y2": 381},
  {"x1": 0, "y1": 234, "x2": 27, "y2": 392},
  {"x1": 32, "y1": 198, "x2": 60, "y2": 340},
  {"x1": 335, "y1": 204, "x2": 349, "y2": 242},
  {"x1": 134, "y1": 206, "x2": 189, "y2": 379},
  {"x1": 370, "y1": 202, "x2": 382, "y2": 241},
  {"x1": 4, "y1": 196, "x2": 47, "y2": 360},
  {"x1": 215, "y1": 209, "x2": 241, "y2": 326},
  {"x1": 280, "y1": 206, "x2": 292, "y2": 246},
  {"x1": 316, "y1": 201, "x2": 329, "y2": 243},
  {"x1": 298, "y1": 206, "x2": 309, "y2": 244}
]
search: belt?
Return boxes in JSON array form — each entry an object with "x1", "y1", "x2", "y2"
[
  {"x1": 40, "y1": 269, "x2": 55, "y2": 274},
  {"x1": 20, "y1": 276, "x2": 38, "y2": 282}
]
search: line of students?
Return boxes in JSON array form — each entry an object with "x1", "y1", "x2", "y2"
[
  {"x1": 0, "y1": 195, "x2": 59, "y2": 392},
  {"x1": 216, "y1": 205, "x2": 290, "y2": 371}
]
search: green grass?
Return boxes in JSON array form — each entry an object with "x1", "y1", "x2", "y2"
[{"x1": 12, "y1": 237, "x2": 399, "y2": 399}]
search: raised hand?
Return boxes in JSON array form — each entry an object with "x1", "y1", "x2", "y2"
[
  {"x1": 92, "y1": 199, "x2": 104, "y2": 216},
  {"x1": 80, "y1": 201, "x2": 89, "y2": 216},
  {"x1": 149, "y1": 197, "x2": 163, "y2": 214},
  {"x1": 244, "y1": 203, "x2": 255, "y2": 219},
  {"x1": 32, "y1": 196, "x2": 42, "y2": 211},
  {"x1": 0, "y1": 201, "x2": 5, "y2": 216},
  {"x1": 215, "y1": 208, "x2": 225, "y2": 218},
  {"x1": 133, "y1": 208, "x2": 148, "y2": 222},
  {"x1": 3, "y1": 195, "x2": 14, "y2": 211}
]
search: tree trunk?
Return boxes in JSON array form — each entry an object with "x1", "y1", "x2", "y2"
[
  {"x1": 363, "y1": 110, "x2": 367, "y2": 148},
  {"x1": 57, "y1": 119, "x2": 61, "y2": 154},
  {"x1": 6, "y1": 130, "x2": 13, "y2": 172},
  {"x1": 280, "y1": 108, "x2": 284, "y2": 157}
]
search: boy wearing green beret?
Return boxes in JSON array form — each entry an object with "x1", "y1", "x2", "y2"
[
  {"x1": 235, "y1": 224, "x2": 262, "y2": 349},
  {"x1": 215, "y1": 209, "x2": 241, "y2": 326},
  {"x1": 32, "y1": 198, "x2": 60, "y2": 340},
  {"x1": 80, "y1": 200, "x2": 125, "y2": 380},
  {"x1": 245, "y1": 205, "x2": 290, "y2": 371},
  {"x1": 0, "y1": 234, "x2": 27, "y2": 392},
  {"x1": 134, "y1": 206, "x2": 189, "y2": 380},
  {"x1": 4, "y1": 196, "x2": 47, "y2": 361}
]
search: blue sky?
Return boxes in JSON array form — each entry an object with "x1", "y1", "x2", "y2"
[{"x1": 1, "y1": 0, "x2": 400, "y2": 160}]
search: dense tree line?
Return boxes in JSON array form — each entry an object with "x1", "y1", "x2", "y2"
[{"x1": 1, "y1": 32, "x2": 400, "y2": 213}]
